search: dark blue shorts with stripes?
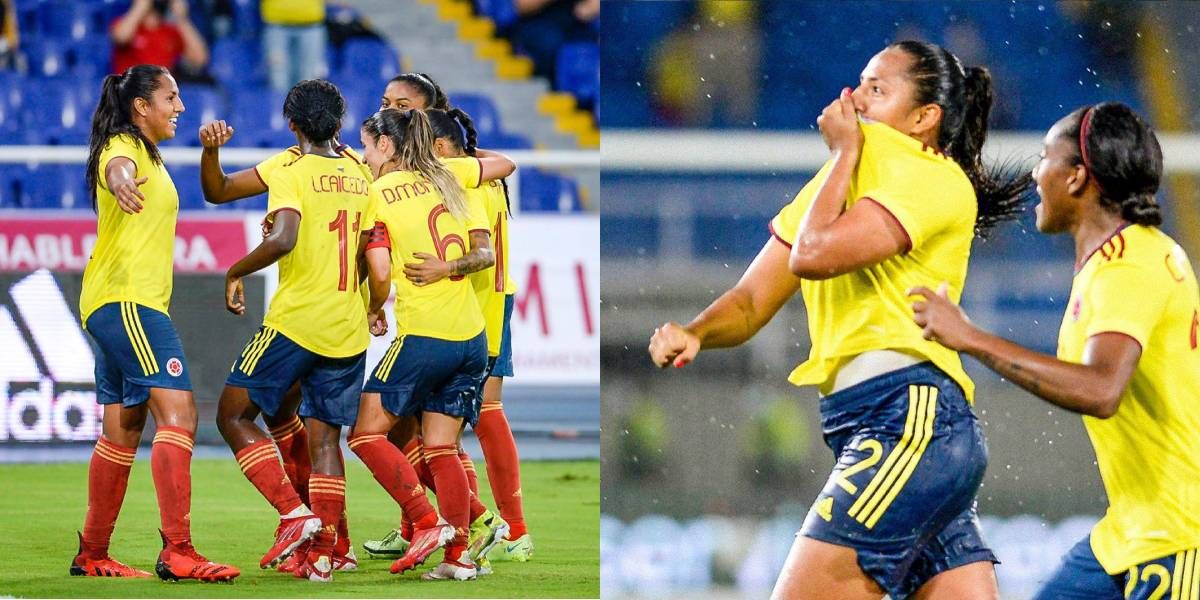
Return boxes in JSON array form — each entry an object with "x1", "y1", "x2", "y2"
[
  {"x1": 225, "y1": 325, "x2": 365, "y2": 427},
  {"x1": 85, "y1": 302, "x2": 192, "y2": 407},
  {"x1": 799, "y1": 362, "x2": 995, "y2": 599},
  {"x1": 363, "y1": 332, "x2": 488, "y2": 426}
]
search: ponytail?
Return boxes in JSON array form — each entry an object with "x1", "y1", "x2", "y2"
[
  {"x1": 85, "y1": 65, "x2": 169, "y2": 211},
  {"x1": 891, "y1": 41, "x2": 1030, "y2": 238},
  {"x1": 1064, "y1": 102, "x2": 1164, "y2": 226},
  {"x1": 363, "y1": 109, "x2": 470, "y2": 222}
]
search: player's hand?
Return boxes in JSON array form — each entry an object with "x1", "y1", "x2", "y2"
[
  {"x1": 225, "y1": 273, "x2": 245, "y2": 316},
  {"x1": 113, "y1": 175, "x2": 148, "y2": 214},
  {"x1": 368, "y1": 309, "x2": 389, "y2": 337},
  {"x1": 199, "y1": 120, "x2": 235, "y2": 148},
  {"x1": 909, "y1": 282, "x2": 976, "y2": 351},
  {"x1": 817, "y1": 88, "x2": 864, "y2": 155},
  {"x1": 403, "y1": 252, "x2": 451, "y2": 286},
  {"x1": 168, "y1": 0, "x2": 189, "y2": 20},
  {"x1": 648, "y1": 322, "x2": 701, "y2": 369}
]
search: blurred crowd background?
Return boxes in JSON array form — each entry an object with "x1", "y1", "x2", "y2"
[{"x1": 600, "y1": 1, "x2": 1200, "y2": 598}]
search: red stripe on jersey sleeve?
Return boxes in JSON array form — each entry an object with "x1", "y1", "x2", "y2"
[
  {"x1": 366, "y1": 221, "x2": 391, "y2": 250},
  {"x1": 859, "y1": 197, "x2": 913, "y2": 253},
  {"x1": 768, "y1": 220, "x2": 792, "y2": 249},
  {"x1": 252, "y1": 166, "x2": 268, "y2": 188}
]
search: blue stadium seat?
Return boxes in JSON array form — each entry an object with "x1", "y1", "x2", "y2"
[
  {"x1": 337, "y1": 39, "x2": 401, "y2": 87},
  {"x1": 21, "y1": 164, "x2": 90, "y2": 209},
  {"x1": 166, "y1": 85, "x2": 227, "y2": 147},
  {"x1": 69, "y1": 38, "x2": 113, "y2": 78},
  {"x1": 229, "y1": 0, "x2": 262, "y2": 40},
  {"x1": 38, "y1": 1, "x2": 104, "y2": 42},
  {"x1": 168, "y1": 165, "x2": 207, "y2": 210},
  {"x1": 0, "y1": 164, "x2": 26, "y2": 209},
  {"x1": 520, "y1": 169, "x2": 581, "y2": 212},
  {"x1": 24, "y1": 38, "x2": 71, "y2": 78},
  {"x1": 24, "y1": 78, "x2": 94, "y2": 145},
  {"x1": 230, "y1": 87, "x2": 290, "y2": 147},
  {"x1": 211, "y1": 38, "x2": 261, "y2": 88},
  {"x1": 556, "y1": 43, "x2": 599, "y2": 106},
  {"x1": 449, "y1": 93, "x2": 503, "y2": 140},
  {"x1": 488, "y1": 132, "x2": 532, "y2": 150},
  {"x1": 474, "y1": 0, "x2": 517, "y2": 28}
]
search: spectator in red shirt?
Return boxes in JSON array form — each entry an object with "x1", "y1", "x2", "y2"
[{"x1": 111, "y1": 0, "x2": 208, "y2": 76}]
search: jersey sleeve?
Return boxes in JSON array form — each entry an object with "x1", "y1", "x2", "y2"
[
  {"x1": 443, "y1": 156, "x2": 483, "y2": 189},
  {"x1": 1084, "y1": 261, "x2": 1171, "y2": 349},
  {"x1": 265, "y1": 166, "x2": 303, "y2": 220},
  {"x1": 768, "y1": 160, "x2": 832, "y2": 248},
  {"x1": 254, "y1": 148, "x2": 298, "y2": 188},
  {"x1": 97, "y1": 135, "x2": 142, "y2": 191},
  {"x1": 856, "y1": 158, "x2": 963, "y2": 251},
  {"x1": 465, "y1": 188, "x2": 490, "y2": 235}
]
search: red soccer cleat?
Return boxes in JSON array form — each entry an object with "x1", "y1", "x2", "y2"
[
  {"x1": 389, "y1": 521, "x2": 454, "y2": 574},
  {"x1": 293, "y1": 550, "x2": 333, "y2": 583},
  {"x1": 332, "y1": 547, "x2": 358, "y2": 571},
  {"x1": 276, "y1": 540, "x2": 309, "y2": 573},
  {"x1": 154, "y1": 531, "x2": 240, "y2": 582},
  {"x1": 69, "y1": 532, "x2": 152, "y2": 578},
  {"x1": 260, "y1": 513, "x2": 321, "y2": 569}
]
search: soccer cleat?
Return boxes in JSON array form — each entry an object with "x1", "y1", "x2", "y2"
[
  {"x1": 388, "y1": 521, "x2": 454, "y2": 574},
  {"x1": 293, "y1": 552, "x2": 333, "y2": 583},
  {"x1": 332, "y1": 547, "x2": 358, "y2": 571},
  {"x1": 476, "y1": 555, "x2": 493, "y2": 576},
  {"x1": 69, "y1": 532, "x2": 152, "y2": 578},
  {"x1": 154, "y1": 530, "x2": 240, "y2": 582},
  {"x1": 491, "y1": 533, "x2": 534, "y2": 562},
  {"x1": 362, "y1": 527, "x2": 410, "y2": 559},
  {"x1": 260, "y1": 513, "x2": 321, "y2": 569},
  {"x1": 421, "y1": 556, "x2": 478, "y2": 581},
  {"x1": 276, "y1": 540, "x2": 309, "y2": 573},
  {"x1": 467, "y1": 510, "x2": 510, "y2": 563}
]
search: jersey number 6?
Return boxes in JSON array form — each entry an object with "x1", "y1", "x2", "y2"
[{"x1": 427, "y1": 204, "x2": 467, "y2": 282}]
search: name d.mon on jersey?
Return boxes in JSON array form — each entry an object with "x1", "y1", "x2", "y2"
[
  {"x1": 380, "y1": 180, "x2": 435, "y2": 204},
  {"x1": 309, "y1": 174, "x2": 369, "y2": 195}
]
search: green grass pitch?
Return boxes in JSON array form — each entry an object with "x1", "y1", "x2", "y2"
[{"x1": 0, "y1": 457, "x2": 599, "y2": 598}]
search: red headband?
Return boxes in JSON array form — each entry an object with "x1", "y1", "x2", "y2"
[{"x1": 1079, "y1": 106, "x2": 1105, "y2": 195}]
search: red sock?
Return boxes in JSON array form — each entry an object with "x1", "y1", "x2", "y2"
[
  {"x1": 308, "y1": 474, "x2": 345, "y2": 554},
  {"x1": 424, "y1": 444, "x2": 470, "y2": 547},
  {"x1": 151, "y1": 425, "x2": 194, "y2": 546},
  {"x1": 269, "y1": 416, "x2": 311, "y2": 505},
  {"x1": 333, "y1": 447, "x2": 350, "y2": 555},
  {"x1": 235, "y1": 439, "x2": 303, "y2": 515},
  {"x1": 476, "y1": 400, "x2": 526, "y2": 537},
  {"x1": 459, "y1": 449, "x2": 487, "y2": 522},
  {"x1": 81, "y1": 436, "x2": 137, "y2": 558},
  {"x1": 348, "y1": 433, "x2": 434, "y2": 524},
  {"x1": 402, "y1": 437, "x2": 437, "y2": 493}
]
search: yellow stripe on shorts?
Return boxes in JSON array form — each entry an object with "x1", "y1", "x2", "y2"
[
  {"x1": 121, "y1": 302, "x2": 158, "y2": 376},
  {"x1": 375, "y1": 336, "x2": 406, "y2": 382},
  {"x1": 242, "y1": 328, "x2": 277, "y2": 376},
  {"x1": 847, "y1": 385, "x2": 937, "y2": 529}
]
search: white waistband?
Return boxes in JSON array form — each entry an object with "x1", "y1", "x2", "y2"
[{"x1": 826, "y1": 350, "x2": 924, "y2": 395}]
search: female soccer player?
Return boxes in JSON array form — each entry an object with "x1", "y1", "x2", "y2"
[
  {"x1": 648, "y1": 41, "x2": 1027, "y2": 599},
  {"x1": 380, "y1": 72, "x2": 450, "y2": 112},
  {"x1": 214, "y1": 80, "x2": 374, "y2": 583},
  {"x1": 347, "y1": 108, "x2": 504, "y2": 581},
  {"x1": 73, "y1": 64, "x2": 238, "y2": 582},
  {"x1": 912, "y1": 102, "x2": 1200, "y2": 600}
]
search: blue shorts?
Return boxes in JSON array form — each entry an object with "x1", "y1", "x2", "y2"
[
  {"x1": 363, "y1": 332, "x2": 488, "y2": 425},
  {"x1": 489, "y1": 294, "x2": 515, "y2": 378},
  {"x1": 225, "y1": 325, "x2": 365, "y2": 427},
  {"x1": 85, "y1": 302, "x2": 192, "y2": 407},
  {"x1": 1035, "y1": 535, "x2": 1198, "y2": 600},
  {"x1": 799, "y1": 362, "x2": 994, "y2": 598}
]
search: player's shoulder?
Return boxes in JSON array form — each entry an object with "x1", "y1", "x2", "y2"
[
  {"x1": 335, "y1": 143, "x2": 365, "y2": 164},
  {"x1": 103, "y1": 132, "x2": 146, "y2": 156},
  {"x1": 1088, "y1": 225, "x2": 1187, "y2": 283}
]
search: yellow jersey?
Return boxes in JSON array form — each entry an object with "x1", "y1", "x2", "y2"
[
  {"x1": 468, "y1": 178, "x2": 515, "y2": 356},
  {"x1": 1056, "y1": 224, "x2": 1200, "y2": 573},
  {"x1": 260, "y1": 0, "x2": 324, "y2": 25},
  {"x1": 261, "y1": 153, "x2": 372, "y2": 357},
  {"x1": 364, "y1": 157, "x2": 489, "y2": 341},
  {"x1": 81, "y1": 134, "x2": 179, "y2": 323},
  {"x1": 770, "y1": 121, "x2": 977, "y2": 399},
  {"x1": 255, "y1": 144, "x2": 372, "y2": 187}
]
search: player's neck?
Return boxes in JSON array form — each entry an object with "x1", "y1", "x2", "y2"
[
  {"x1": 299, "y1": 139, "x2": 340, "y2": 158},
  {"x1": 1071, "y1": 206, "x2": 1126, "y2": 265}
]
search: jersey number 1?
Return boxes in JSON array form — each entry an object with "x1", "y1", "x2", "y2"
[{"x1": 329, "y1": 209, "x2": 362, "y2": 291}]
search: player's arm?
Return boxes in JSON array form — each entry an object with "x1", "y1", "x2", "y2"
[
  {"x1": 199, "y1": 120, "x2": 268, "y2": 204},
  {"x1": 649, "y1": 238, "x2": 803, "y2": 368},
  {"x1": 110, "y1": 0, "x2": 151, "y2": 45},
  {"x1": 104, "y1": 156, "x2": 148, "y2": 214},
  {"x1": 169, "y1": 0, "x2": 209, "y2": 69},
  {"x1": 403, "y1": 230, "x2": 494, "y2": 286},
  {"x1": 910, "y1": 284, "x2": 1141, "y2": 419},
  {"x1": 788, "y1": 91, "x2": 908, "y2": 279},
  {"x1": 474, "y1": 149, "x2": 517, "y2": 181},
  {"x1": 224, "y1": 210, "x2": 299, "y2": 315}
]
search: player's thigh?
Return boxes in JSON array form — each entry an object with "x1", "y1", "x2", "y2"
[
  {"x1": 482, "y1": 374, "x2": 503, "y2": 405},
  {"x1": 262, "y1": 382, "x2": 303, "y2": 429},
  {"x1": 387, "y1": 415, "x2": 420, "y2": 447},
  {"x1": 421, "y1": 411, "x2": 464, "y2": 447},
  {"x1": 147, "y1": 387, "x2": 197, "y2": 432},
  {"x1": 770, "y1": 536, "x2": 885, "y2": 600},
  {"x1": 298, "y1": 352, "x2": 365, "y2": 432},
  {"x1": 912, "y1": 560, "x2": 997, "y2": 600},
  {"x1": 101, "y1": 402, "x2": 149, "y2": 446},
  {"x1": 353, "y1": 392, "x2": 398, "y2": 435}
]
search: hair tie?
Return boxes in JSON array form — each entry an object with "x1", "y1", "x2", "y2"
[{"x1": 1079, "y1": 106, "x2": 1106, "y2": 196}]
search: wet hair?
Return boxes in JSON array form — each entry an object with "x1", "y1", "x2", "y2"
[
  {"x1": 386, "y1": 73, "x2": 450, "y2": 110},
  {"x1": 86, "y1": 65, "x2": 171, "y2": 210},
  {"x1": 283, "y1": 79, "x2": 345, "y2": 145},
  {"x1": 890, "y1": 40, "x2": 1031, "y2": 236},
  {"x1": 426, "y1": 107, "x2": 514, "y2": 214},
  {"x1": 1059, "y1": 102, "x2": 1163, "y2": 226},
  {"x1": 361, "y1": 109, "x2": 469, "y2": 221}
]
